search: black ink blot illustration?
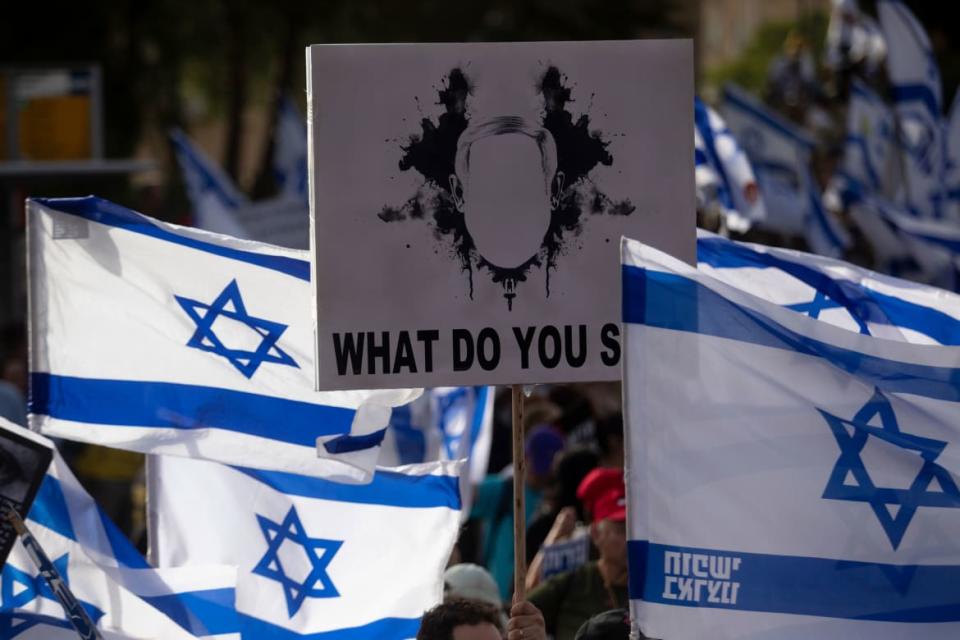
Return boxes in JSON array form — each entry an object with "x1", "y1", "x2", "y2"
[{"x1": 379, "y1": 66, "x2": 633, "y2": 310}]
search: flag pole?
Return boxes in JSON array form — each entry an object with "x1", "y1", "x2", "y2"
[
  {"x1": 3, "y1": 508, "x2": 104, "y2": 640},
  {"x1": 511, "y1": 383, "x2": 526, "y2": 601}
]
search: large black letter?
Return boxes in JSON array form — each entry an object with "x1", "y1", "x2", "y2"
[
  {"x1": 565, "y1": 324, "x2": 587, "y2": 367},
  {"x1": 512, "y1": 326, "x2": 536, "y2": 369},
  {"x1": 476, "y1": 328, "x2": 501, "y2": 371},
  {"x1": 600, "y1": 323, "x2": 620, "y2": 366},
  {"x1": 333, "y1": 333, "x2": 364, "y2": 375},
  {"x1": 538, "y1": 325, "x2": 562, "y2": 369},
  {"x1": 367, "y1": 331, "x2": 391, "y2": 374},
  {"x1": 453, "y1": 329, "x2": 474, "y2": 371},
  {"x1": 417, "y1": 330, "x2": 440, "y2": 373}
]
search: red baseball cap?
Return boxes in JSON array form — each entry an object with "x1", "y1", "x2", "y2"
[{"x1": 576, "y1": 468, "x2": 626, "y2": 522}]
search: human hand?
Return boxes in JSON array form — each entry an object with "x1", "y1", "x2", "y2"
[
  {"x1": 546, "y1": 506, "x2": 577, "y2": 543},
  {"x1": 506, "y1": 600, "x2": 546, "y2": 640}
]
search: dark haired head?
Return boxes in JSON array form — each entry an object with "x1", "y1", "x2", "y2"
[{"x1": 417, "y1": 598, "x2": 503, "y2": 640}]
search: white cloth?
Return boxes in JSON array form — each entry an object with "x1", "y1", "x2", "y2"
[
  {"x1": 622, "y1": 237, "x2": 960, "y2": 639},
  {"x1": 27, "y1": 196, "x2": 419, "y2": 481},
  {"x1": 149, "y1": 455, "x2": 462, "y2": 639},
  {"x1": 0, "y1": 419, "x2": 238, "y2": 639}
]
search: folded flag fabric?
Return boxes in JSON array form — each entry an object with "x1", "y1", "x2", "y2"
[
  {"x1": 622, "y1": 237, "x2": 960, "y2": 639},
  {"x1": 694, "y1": 96, "x2": 765, "y2": 233},
  {"x1": 27, "y1": 197, "x2": 418, "y2": 482},
  {"x1": 697, "y1": 229, "x2": 960, "y2": 345},
  {"x1": 0, "y1": 418, "x2": 238, "y2": 639},
  {"x1": 878, "y1": 0, "x2": 947, "y2": 220},
  {"x1": 149, "y1": 455, "x2": 462, "y2": 639},
  {"x1": 170, "y1": 129, "x2": 309, "y2": 249},
  {"x1": 722, "y1": 83, "x2": 850, "y2": 257}
]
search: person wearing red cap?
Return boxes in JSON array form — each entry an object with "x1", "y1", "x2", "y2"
[{"x1": 527, "y1": 468, "x2": 629, "y2": 640}]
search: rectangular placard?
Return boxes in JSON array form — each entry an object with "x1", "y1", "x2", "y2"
[
  {"x1": 0, "y1": 421, "x2": 53, "y2": 569},
  {"x1": 309, "y1": 40, "x2": 695, "y2": 389}
]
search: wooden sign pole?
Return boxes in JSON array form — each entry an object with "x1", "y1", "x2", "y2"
[{"x1": 511, "y1": 383, "x2": 527, "y2": 602}]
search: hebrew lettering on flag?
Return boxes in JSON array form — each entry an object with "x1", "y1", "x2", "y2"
[{"x1": 622, "y1": 237, "x2": 960, "y2": 639}]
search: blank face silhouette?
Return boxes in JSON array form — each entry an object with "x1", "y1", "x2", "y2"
[{"x1": 450, "y1": 118, "x2": 562, "y2": 269}]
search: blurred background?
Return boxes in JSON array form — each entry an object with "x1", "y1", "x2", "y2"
[{"x1": 1, "y1": 0, "x2": 958, "y2": 549}]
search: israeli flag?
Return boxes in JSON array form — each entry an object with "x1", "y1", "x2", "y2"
[
  {"x1": 944, "y1": 90, "x2": 960, "y2": 219},
  {"x1": 170, "y1": 129, "x2": 309, "y2": 249},
  {"x1": 872, "y1": 202, "x2": 960, "y2": 290},
  {"x1": 272, "y1": 96, "x2": 309, "y2": 205},
  {"x1": 381, "y1": 386, "x2": 493, "y2": 480},
  {"x1": 697, "y1": 229, "x2": 960, "y2": 345},
  {"x1": 148, "y1": 455, "x2": 462, "y2": 638},
  {"x1": 878, "y1": 0, "x2": 947, "y2": 219},
  {"x1": 27, "y1": 197, "x2": 419, "y2": 481},
  {"x1": 722, "y1": 84, "x2": 849, "y2": 256},
  {"x1": 694, "y1": 97, "x2": 766, "y2": 232},
  {"x1": 169, "y1": 128, "x2": 250, "y2": 239},
  {"x1": 836, "y1": 79, "x2": 897, "y2": 196},
  {"x1": 622, "y1": 237, "x2": 960, "y2": 639},
  {"x1": 0, "y1": 419, "x2": 238, "y2": 639}
]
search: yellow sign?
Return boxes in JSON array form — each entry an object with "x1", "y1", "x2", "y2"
[{"x1": 19, "y1": 95, "x2": 92, "y2": 160}]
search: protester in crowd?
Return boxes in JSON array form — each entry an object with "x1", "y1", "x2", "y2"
[
  {"x1": 594, "y1": 412, "x2": 625, "y2": 470},
  {"x1": 528, "y1": 468, "x2": 629, "y2": 640},
  {"x1": 525, "y1": 447, "x2": 599, "y2": 590},
  {"x1": 574, "y1": 609, "x2": 634, "y2": 640},
  {"x1": 766, "y1": 32, "x2": 821, "y2": 125},
  {"x1": 0, "y1": 324, "x2": 26, "y2": 426},
  {"x1": 417, "y1": 598, "x2": 546, "y2": 640},
  {"x1": 470, "y1": 424, "x2": 565, "y2": 598},
  {"x1": 444, "y1": 563, "x2": 509, "y2": 628}
]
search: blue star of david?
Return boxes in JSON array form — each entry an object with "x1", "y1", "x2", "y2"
[
  {"x1": 252, "y1": 506, "x2": 343, "y2": 617},
  {"x1": 0, "y1": 554, "x2": 105, "y2": 638},
  {"x1": 175, "y1": 279, "x2": 299, "y2": 378},
  {"x1": 788, "y1": 291, "x2": 842, "y2": 320},
  {"x1": 819, "y1": 388, "x2": 960, "y2": 549}
]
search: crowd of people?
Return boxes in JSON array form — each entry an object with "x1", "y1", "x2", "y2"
[{"x1": 427, "y1": 384, "x2": 638, "y2": 640}]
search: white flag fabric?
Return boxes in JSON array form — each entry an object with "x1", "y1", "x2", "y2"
[
  {"x1": 722, "y1": 84, "x2": 850, "y2": 256},
  {"x1": 149, "y1": 455, "x2": 462, "y2": 638},
  {"x1": 944, "y1": 91, "x2": 960, "y2": 220},
  {"x1": 170, "y1": 129, "x2": 310, "y2": 249},
  {"x1": 836, "y1": 79, "x2": 897, "y2": 196},
  {"x1": 0, "y1": 419, "x2": 238, "y2": 639},
  {"x1": 169, "y1": 128, "x2": 250, "y2": 239},
  {"x1": 697, "y1": 229, "x2": 960, "y2": 345},
  {"x1": 622, "y1": 237, "x2": 960, "y2": 639},
  {"x1": 694, "y1": 97, "x2": 765, "y2": 232},
  {"x1": 27, "y1": 197, "x2": 419, "y2": 481},
  {"x1": 380, "y1": 386, "x2": 493, "y2": 516},
  {"x1": 878, "y1": 0, "x2": 947, "y2": 220},
  {"x1": 272, "y1": 96, "x2": 309, "y2": 205}
]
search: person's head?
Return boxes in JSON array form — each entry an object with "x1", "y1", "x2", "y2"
[
  {"x1": 443, "y1": 563, "x2": 507, "y2": 629},
  {"x1": 594, "y1": 413, "x2": 625, "y2": 469},
  {"x1": 0, "y1": 324, "x2": 27, "y2": 396},
  {"x1": 551, "y1": 446, "x2": 599, "y2": 518},
  {"x1": 449, "y1": 116, "x2": 564, "y2": 269},
  {"x1": 577, "y1": 468, "x2": 628, "y2": 567},
  {"x1": 524, "y1": 424, "x2": 566, "y2": 490},
  {"x1": 417, "y1": 598, "x2": 503, "y2": 640},
  {"x1": 574, "y1": 608, "x2": 633, "y2": 640}
]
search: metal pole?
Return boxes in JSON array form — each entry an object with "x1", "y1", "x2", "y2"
[{"x1": 3, "y1": 508, "x2": 103, "y2": 640}]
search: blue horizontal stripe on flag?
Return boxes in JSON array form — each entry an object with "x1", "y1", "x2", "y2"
[
  {"x1": 722, "y1": 86, "x2": 814, "y2": 148},
  {"x1": 237, "y1": 614, "x2": 422, "y2": 639},
  {"x1": 629, "y1": 540, "x2": 960, "y2": 622},
  {"x1": 235, "y1": 465, "x2": 462, "y2": 510},
  {"x1": 621, "y1": 265, "x2": 960, "y2": 402},
  {"x1": 28, "y1": 474, "x2": 150, "y2": 569},
  {"x1": 696, "y1": 236, "x2": 960, "y2": 345},
  {"x1": 29, "y1": 373, "x2": 352, "y2": 446},
  {"x1": 142, "y1": 588, "x2": 239, "y2": 637},
  {"x1": 31, "y1": 196, "x2": 310, "y2": 281}
]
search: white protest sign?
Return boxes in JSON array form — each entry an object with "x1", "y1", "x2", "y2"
[{"x1": 309, "y1": 40, "x2": 694, "y2": 389}]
